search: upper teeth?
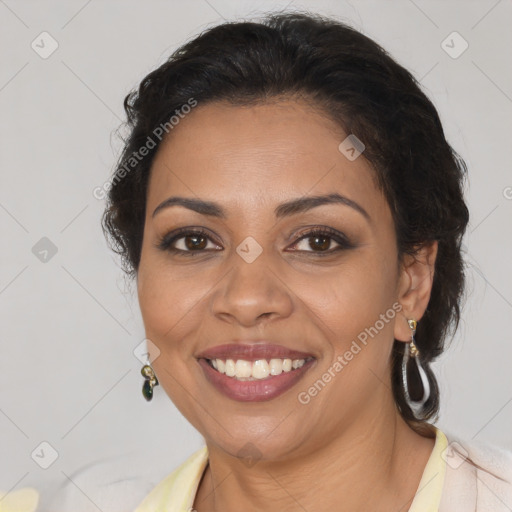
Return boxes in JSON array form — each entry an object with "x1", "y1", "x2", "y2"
[{"x1": 209, "y1": 358, "x2": 308, "y2": 380}]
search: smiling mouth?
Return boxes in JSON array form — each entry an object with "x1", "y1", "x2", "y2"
[{"x1": 203, "y1": 356, "x2": 316, "y2": 381}]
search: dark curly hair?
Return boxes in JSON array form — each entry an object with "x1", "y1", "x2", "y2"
[{"x1": 101, "y1": 12, "x2": 469, "y2": 434}]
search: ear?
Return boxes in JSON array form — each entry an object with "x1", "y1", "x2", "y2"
[{"x1": 394, "y1": 241, "x2": 438, "y2": 342}]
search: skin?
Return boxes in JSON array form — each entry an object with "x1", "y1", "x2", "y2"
[{"x1": 137, "y1": 98, "x2": 439, "y2": 512}]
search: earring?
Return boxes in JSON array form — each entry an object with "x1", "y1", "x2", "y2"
[
  {"x1": 141, "y1": 364, "x2": 159, "y2": 401},
  {"x1": 402, "y1": 319, "x2": 430, "y2": 416}
]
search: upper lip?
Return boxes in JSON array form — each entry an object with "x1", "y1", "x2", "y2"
[{"x1": 196, "y1": 342, "x2": 315, "y2": 362}]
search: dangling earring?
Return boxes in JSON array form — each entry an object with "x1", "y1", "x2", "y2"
[
  {"x1": 141, "y1": 364, "x2": 159, "y2": 401},
  {"x1": 402, "y1": 319, "x2": 430, "y2": 416}
]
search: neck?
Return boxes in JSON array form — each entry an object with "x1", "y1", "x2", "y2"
[{"x1": 193, "y1": 405, "x2": 435, "y2": 512}]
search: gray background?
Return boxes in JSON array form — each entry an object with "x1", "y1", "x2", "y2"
[{"x1": 1, "y1": 0, "x2": 511, "y2": 510}]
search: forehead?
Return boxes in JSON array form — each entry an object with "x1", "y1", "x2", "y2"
[{"x1": 146, "y1": 99, "x2": 385, "y2": 219}]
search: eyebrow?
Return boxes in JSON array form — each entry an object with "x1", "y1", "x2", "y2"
[{"x1": 152, "y1": 193, "x2": 371, "y2": 222}]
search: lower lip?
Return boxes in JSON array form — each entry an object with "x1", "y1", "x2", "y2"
[{"x1": 198, "y1": 358, "x2": 316, "y2": 402}]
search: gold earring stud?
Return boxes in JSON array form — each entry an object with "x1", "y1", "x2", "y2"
[
  {"x1": 141, "y1": 364, "x2": 159, "y2": 401},
  {"x1": 407, "y1": 319, "x2": 418, "y2": 356}
]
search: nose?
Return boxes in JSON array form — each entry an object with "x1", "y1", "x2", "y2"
[{"x1": 210, "y1": 250, "x2": 294, "y2": 327}]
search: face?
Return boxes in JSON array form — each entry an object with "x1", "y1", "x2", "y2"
[{"x1": 137, "y1": 98, "x2": 406, "y2": 460}]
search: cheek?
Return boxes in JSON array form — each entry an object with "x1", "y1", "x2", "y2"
[
  {"x1": 137, "y1": 258, "x2": 203, "y2": 341},
  {"x1": 304, "y1": 253, "x2": 397, "y2": 328},
  {"x1": 138, "y1": 269, "x2": 172, "y2": 337},
  {"x1": 299, "y1": 249, "x2": 398, "y2": 373}
]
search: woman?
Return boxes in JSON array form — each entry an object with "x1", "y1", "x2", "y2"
[{"x1": 101, "y1": 12, "x2": 512, "y2": 511}]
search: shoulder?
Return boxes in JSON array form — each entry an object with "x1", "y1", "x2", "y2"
[
  {"x1": 439, "y1": 429, "x2": 512, "y2": 511},
  {"x1": 0, "y1": 487, "x2": 39, "y2": 512},
  {"x1": 45, "y1": 445, "x2": 208, "y2": 512},
  {"x1": 45, "y1": 451, "x2": 168, "y2": 512}
]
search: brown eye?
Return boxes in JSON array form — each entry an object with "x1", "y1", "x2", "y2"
[
  {"x1": 290, "y1": 227, "x2": 354, "y2": 254},
  {"x1": 156, "y1": 228, "x2": 222, "y2": 255},
  {"x1": 182, "y1": 233, "x2": 208, "y2": 251}
]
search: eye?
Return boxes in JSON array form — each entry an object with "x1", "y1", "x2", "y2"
[
  {"x1": 155, "y1": 227, "x2": 221, "y2": 256},
  {"x1": 155, "y1": 226, "x2": 354, "y2": 257},
  {"x1": 288, "y1": 227, "x2": 354, "y2": 254}
]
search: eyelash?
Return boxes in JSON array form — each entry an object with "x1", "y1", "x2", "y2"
[{"x1": 155, "y1": 226, "x2": 355, "y2": 257}]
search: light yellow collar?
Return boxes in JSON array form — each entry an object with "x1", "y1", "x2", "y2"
[
  {"x1": 0, "y1": 488, "x2": 39, "y2": 512},
  {"x1": 408, "y1": 427, "x2": 448, "y2": 512}
]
